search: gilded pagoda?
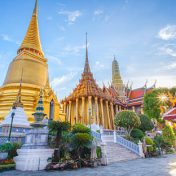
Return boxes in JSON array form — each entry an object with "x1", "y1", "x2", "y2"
[
  {"x1": 62, "y1": 36, "x2": 125, "y2": 129},
  {"x1": 0, "y1": 0, "x2": 64, "y2": 122}
]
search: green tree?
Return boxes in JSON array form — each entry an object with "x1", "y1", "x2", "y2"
[
  {"x1": 162, "y1": 125, "x2": 176, "y2": 146},
  {"x1": 71, "y1": 124, "x2": 93, "y2": 159},
  {"x1": 48, "y1": 121, "x2": 71, "y2": 161},
  {"x1": 139, "y1": 114, "x2": 154, "y2": 132},
  {"x1": 144, "y1": 88, "x2": 172, "y2": 120},
  {"x1": 114, "y1": 110, "x2": 141, "y2": 136}
]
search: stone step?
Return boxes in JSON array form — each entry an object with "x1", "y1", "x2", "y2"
[{"x1": 103, "y1": 142, "x2": 140, "y2": 164}]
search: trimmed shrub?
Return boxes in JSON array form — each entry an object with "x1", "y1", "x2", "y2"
[
  {"x1": 131, "y1": 129, "x2": 144, "y2": 141},
  {"x1": 145, "y1": 137, "x2": 154, "y2": 153},
  {"x1": 0, "y1": 142, "x2": 13, "y2": 153},
  {"x1": 139, "y1": 114, "x2": 154, "y2": 132},
  {"x1": 72, "y1": 124, "x2": 91, "y2": 134}
]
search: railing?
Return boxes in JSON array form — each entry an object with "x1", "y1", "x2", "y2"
[
  {"x1": 91, "y1": 131, "x2": 101, "y2": 141},
  {"x1": 0, "y1": 135, "x2": 25, "y2": 145},
  {"x1": 103, "y1": 129, "x2": 127, "y2": 136},
  {"x1": 116, "y1": 135, "x2": 140, "y2": 155}
]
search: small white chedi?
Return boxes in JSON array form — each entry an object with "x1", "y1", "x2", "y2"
[
  {"x1": 0, "y1": 79, "x2": 30, "y2": 144},
  {"x1": 14, "y1": 89, "x2": 54, "y2": 171}
]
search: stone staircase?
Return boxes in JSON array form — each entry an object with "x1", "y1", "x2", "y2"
[{"x1": 104, "y1": 142, "x2": 140, "y2": 164}]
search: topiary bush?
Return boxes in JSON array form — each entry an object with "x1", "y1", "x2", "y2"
[
  {"x1": 71, "y1": 124, "x2": 93, "y2": 159},
  {"x1": 162, "y1": 125, "x2": 176, "y2": 146},
  {"x1": 0, "y1": 142, "x2": 13, "y2": 153},
  {"x1": 131, "y1": 129, "x2": 144, "y2": 141},
  {"x1": 139, "y1": 114, "x2": 154, "y2": 132},
  {"x1": 72, "y1": 124, "x2": 91, "y2": 134},
  {"x1": 145, "y1": 137, "x2": 154, "y2": 153}
]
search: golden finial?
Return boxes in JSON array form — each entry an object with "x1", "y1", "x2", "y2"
[
  {"x1": 18, "y1": 0, "x2": 44, "y2": 57},
  {"x1": 33, "y1": 0, "x2": 38, "y2": 15}
]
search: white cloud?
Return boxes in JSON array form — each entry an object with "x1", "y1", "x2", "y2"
[
  {"x1": 0, "y1": 34, "x2": 13, "y2": 42},
  {"x1": 58, "y1": 10, "x2": 82, "y2": 24},
  {"x1": 46, "y1": 54, "x2": 62, "y2": 65},
  {"x1": 51, "y1": 72, "x2": 77, "y2": 88},
  {"x1": 166, "y1": 62, "x2": 176, "y2": 69},
  {"x1": 93, "y1": 61, "x2": 105, "y2": 71},
  {"x1": 159, "y1": 44, "x2": 176, "y2": 57},
  {"x1": 158, "y1": 25, "x2": 176, "y2": 40},
  {"x1": 94, "y1": 9, "x2": 104, "y2": 16},
  {"x1": 61, "y1": 44, "x2": 86, "y2": 56}
]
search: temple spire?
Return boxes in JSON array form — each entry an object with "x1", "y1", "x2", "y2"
[
  {"x1": 13, "y1": 69, "x2": 23, "y2": 108},
  {"x1": 84, "y1": 33, "x2": 91, "y2": 73},
  {"x1": 18, "y1": 0, "x2": 44, "y2": 56},
  {"x1": 33, "y1": 0, "x2": 38, "y2": 15}
]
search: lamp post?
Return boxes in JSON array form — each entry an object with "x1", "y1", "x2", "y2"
[{"x1": 8, "y1": 105, "x2": 16, "y2": 142}]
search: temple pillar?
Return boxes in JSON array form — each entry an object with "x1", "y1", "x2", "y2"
[
  {"x1": 81, "y1": 97, "x2": 85, "y2": 124},
  {"x1": 119, "y1": 106, "x2": 122, "y2": 111},
  {"x1": 63, "y1": 102, "x2": 66, "y2": 114},
  {"x1": 115, "y1": 105, "x2": 118, "y2": 114},
  {"x1": 100, "y1": 98, "x2": 105, "y2": 128},
  {"x1": 132, "y1": 106, "x2": 135, "y2": 112},
  {"x1": 68, "y1": 101, "x2": 72, "y2": 125},
  {"x1": 75, "y1": 98, "x2": 79, "y2": 124},
  {"x1": 106, "y1": 101, "x2": 111, "y2": 129},
  {"x1": 110, "y1": 102, "x2": 115, "y2": 129},
  {"x1": 88, "y1": 96, "x2": 92, "y2": 126},
  {"x1": 95, "y1": 97, "x2": 99, "y2": 125}
]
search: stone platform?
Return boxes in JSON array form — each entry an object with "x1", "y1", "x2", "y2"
[{"x1": 14, "y1": 148, "x2": 54, "y2": 171}]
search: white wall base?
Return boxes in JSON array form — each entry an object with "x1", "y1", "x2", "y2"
[{"x1": 14, "y1": 148, "x2": 54, "y2": 171}]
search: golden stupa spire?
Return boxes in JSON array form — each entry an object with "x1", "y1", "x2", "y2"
[
  {"x1": 84, "y1": 32, "x2": 91, "y2": 73},
  {"x1": 112, "y1": 56, "x2": 123, "y2": 87},
  {"x1": 18, "y1": 0, "x2": 44, "y2": 56},
  {"x1": 13, "y1": 69, "x2": 23, "y2": 108}
]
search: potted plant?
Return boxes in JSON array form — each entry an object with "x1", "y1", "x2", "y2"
[{"x1": 0, "y1": 142, "x2": 12, "y2": 160}]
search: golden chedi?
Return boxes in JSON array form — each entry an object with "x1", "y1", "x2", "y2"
[{"x1": 0, "y1": 0, "x2": 65, "y2": 122}]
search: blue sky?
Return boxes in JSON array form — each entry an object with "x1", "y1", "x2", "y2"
[{"x1": 0, "y1": 0, "x2": 176, "y2": 100}]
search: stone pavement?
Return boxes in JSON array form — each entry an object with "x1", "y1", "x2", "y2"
[{"x1": 1, "y1": 154, "x2": 176, "y2": 176}]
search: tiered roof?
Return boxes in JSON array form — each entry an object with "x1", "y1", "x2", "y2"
[
  {"x1": 163, "y1": 107, "x2": 176, "y2": 121},
  {"x1": 102, "y1": 85, "x2": 126, "y2": 107},
  {"x1": 66, "y1": 35, "x2": 106, "y2": 101},
  {"x1": 127, "y1": 84, "x2": 153, "y2": 107}
]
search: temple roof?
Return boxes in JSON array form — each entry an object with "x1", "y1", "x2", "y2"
[
  {"x1": 127, "y1": 85, "x2": 153, "y2": 107},
  {"x1": 18, "y1": 0, "x2": 44, "y2": 57},
  {"x1": 66, "y1": 36, "x2": 105, "y2": 101},
  {"x1": 102, "y1": 85, "x2": 126, "y2": 106},
  {"x1": 163, "y1": 107, "x2": 176, "y2": 121}
]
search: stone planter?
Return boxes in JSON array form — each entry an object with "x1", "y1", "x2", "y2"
[{"x1": 0, "y1": 152, "x2": 8, "y2": 160}]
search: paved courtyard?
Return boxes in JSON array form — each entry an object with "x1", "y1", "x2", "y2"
[{"x1": 2, "y1": 154, "x2": 176, "y2": 176}]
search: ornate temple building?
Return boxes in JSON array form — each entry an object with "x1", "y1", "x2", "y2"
[
  {"x1": 110, "y1": 57, "x2": 155, "y2": 114},
  {"x1": 126, "y1": 84, "x2": 154, "y2": 113},
  {"x1": 0, "y1": 0, "x2": 64, "y2": 122},
  {"x1": 62, "y1": 36, "x2": 125, "y2": 129}
]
